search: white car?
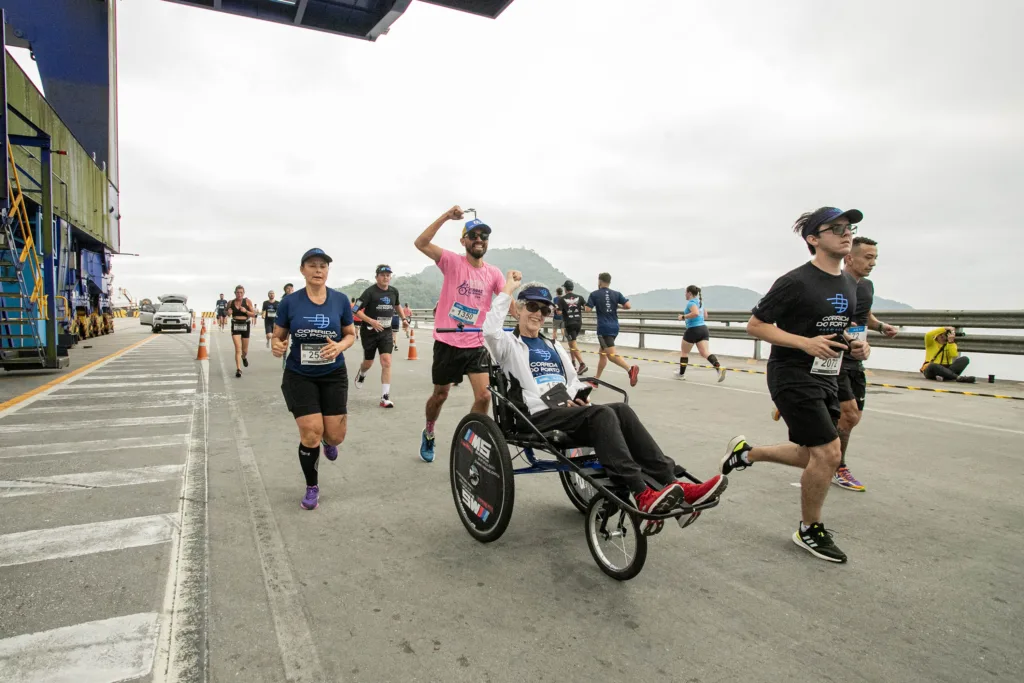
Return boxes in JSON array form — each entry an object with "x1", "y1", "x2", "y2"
[{"x1": 148, "y1": 294, "x2": 194, "y2": 333}]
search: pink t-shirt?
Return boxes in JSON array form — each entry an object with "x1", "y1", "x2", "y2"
[{"x1": 433, "y1": 249, "x2": 505, "y2": 348}]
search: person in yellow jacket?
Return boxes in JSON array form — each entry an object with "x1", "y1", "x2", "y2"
[{"x1": 921, "y1": 327, "x2": 975, "y2": 383}]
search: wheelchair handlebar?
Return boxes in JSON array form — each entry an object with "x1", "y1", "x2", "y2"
[{"x1": 435, "y1": 326, "x2": 514, "y2": 333}]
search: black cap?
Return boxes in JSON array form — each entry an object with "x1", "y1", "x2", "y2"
[
  {"x1": 562, "y1": 279, "x2": 574, "y2": 291},
  {"x1": 300, "y1": 248, "x2": 333, "y2": 265}
]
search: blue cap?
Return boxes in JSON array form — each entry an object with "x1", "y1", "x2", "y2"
[
  {"x1": 301, "y1": 248, "x2": 333, "y2": 265},
  {"x1": 375, "y1": 264, "x2": 393, "y2": 275},
  {"x1": 517, "y1": 285, "x2": 554, "y2": 306},
  {"x1": 462, "y1": 218, "x2": 492, "y2": 238},
  {"x1": 801, "y1": 207, "x2": 863, "y2": 237}
]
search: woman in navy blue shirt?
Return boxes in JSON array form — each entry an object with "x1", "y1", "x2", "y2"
[{"x1": 272, "y1": 248, "x2": 356, "y2": 510}]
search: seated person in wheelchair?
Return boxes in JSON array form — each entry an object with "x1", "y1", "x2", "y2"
[{"x1": 483, "y1": 270, "x2": 727, "y2": 525}]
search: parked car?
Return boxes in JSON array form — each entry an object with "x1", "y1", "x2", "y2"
[{"x1": 150, "y1": 294, "x2": 194, "y2": 333}]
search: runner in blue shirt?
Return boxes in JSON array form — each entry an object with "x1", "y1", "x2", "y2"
[
  {"x1": 585, "y1": 272, "x2": 639, "y2": 386},
  {"x1": 272, "y1": 248, "x2": 356, "y2": 511},
  {"x1": 676, "y1": 285, "x2": 726, "y2": 382}
]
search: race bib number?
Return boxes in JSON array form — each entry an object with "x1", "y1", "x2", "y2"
[
  {"x1": 231, "y1": 321, "x2": 248, "y2": 333},
  {"x1": 811, "y1": 353, "x2": 843, "y2": 376},
  {"x1": 266, "y1": 311, "x2": 276, "y2": 318},
  {"x1": 300, "y1": 343, "x2": 332, "y2": 366},
  {"x1": 449, "y1": 302, "x2": 480, "y2": 325},
  {"x1": 848, "y1": 325, "x2": 867, "y2": 342},
  {"x1": 377, "y1": 316, "x2": 393, "y2": 326}
]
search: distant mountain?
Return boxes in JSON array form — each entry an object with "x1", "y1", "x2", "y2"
[
  {"x1": 335, "y1": 250, "x2": 913, "y2": 311},
  {"x1": 626, "y1": 286, "x2": 913, "y2": 311}
]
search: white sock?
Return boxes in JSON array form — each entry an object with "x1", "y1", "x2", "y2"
[
  {"x1": 800, "y1": 522, "x2": 811, "y2": 533},
  {"x1": 740, "y1": 450, "x2": 751, "y2": 465},
  {"x1": 382, "y1": 384, "x2": 390, "y2": 397}
]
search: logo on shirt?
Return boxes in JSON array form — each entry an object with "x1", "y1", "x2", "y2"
[
  {"x1": 533, "y1": 347, "x2": 552, "y2": 361},
  {"x1": 303, "y1": 314, "x2": 331, "y2": 330},
  {"x1": 380, "y1": 296, "x2": 391, "y2": 305},
  {"x1": 457, "y1": 280, "x2": 485, "y2": 298},
  {"x1": 827, "y1": 293, "x2": 849, "y2": 314}
]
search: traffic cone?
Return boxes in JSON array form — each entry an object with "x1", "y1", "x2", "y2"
[
  {"x1": 406, "y1": 328, "x2": 418, "y2": 360},
  {"x1": 196, "y1": 320, "x2": 209, "y2": 361}
]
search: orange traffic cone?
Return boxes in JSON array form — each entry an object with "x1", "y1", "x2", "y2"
[
  {"x1": 196, "y1": 320, "x2": 209, "y2": 361},
  {"x1": 406, "y1": 328, "x2": 418, "y2": 360}
]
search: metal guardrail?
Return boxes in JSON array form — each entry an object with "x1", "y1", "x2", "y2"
[{"x1": 409, "y1": 309, "x2": 1024, "y2": 357}]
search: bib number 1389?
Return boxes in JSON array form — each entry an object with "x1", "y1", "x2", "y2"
[{"x1": 811, "y1": 353, "x2": 843, "y2": 376}]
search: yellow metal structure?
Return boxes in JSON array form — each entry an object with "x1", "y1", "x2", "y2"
[{"x1": 5, "y1": 137, "x2": 45, "y2": 317}]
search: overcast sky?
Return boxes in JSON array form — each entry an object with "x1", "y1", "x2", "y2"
[{"x1": 103, "y1": 0, "x2": 1023, "y2": 310}]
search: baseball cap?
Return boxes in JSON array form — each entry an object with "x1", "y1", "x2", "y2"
[
  {"x1": 516, "y1": 285, "x2": 554, "y2": 306},
  {"x1": 375, "y1": 264, "x2": 393, "y2": 275},
  {"x1": 562, "y1": 280, "x2": 574, "y2": 291},
  {"x1": 801, "y1": 207, "x2": 864, "y2": 237},
  {"x1": 462, "y1": 218, "x2": 492, "y2": 238},
  {"x1": 300, "y1": 248, "x2": 333, "y2": 265}
]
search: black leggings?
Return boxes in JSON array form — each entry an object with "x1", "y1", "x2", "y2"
[
  {"x1": 531, "y1": 402, "x2": 676, "y2": 494},
  {"x1": 923, "y1": 356, "x2": 970, "y2": 381}
]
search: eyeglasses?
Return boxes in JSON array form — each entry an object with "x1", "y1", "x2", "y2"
[
  {"x1": 524, "y1": 301, "x2": 552, "y2": 316},
  {"x1": 465, "y1": 232, "x2": 489, "y2": 242},
  {"x1": 817, "y1": 223, "x2": 858, "y2": 237}
]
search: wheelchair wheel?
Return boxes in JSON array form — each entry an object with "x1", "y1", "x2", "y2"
[
  {"x1": 585, "y1": 494, "x2": 647, "y2": 581},
  {"x1": 558, "y1": 464, "x2": 598, "y2": 514},
  {"x1": 450, "y1": 412, "x2": 515, "y2": 544}
]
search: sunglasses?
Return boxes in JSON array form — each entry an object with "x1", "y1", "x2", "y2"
[
  {"x1": 816, "y1": 223, "x2": 858, "y2": 237},
  {"x1": 465, "y1": 231, "x2": 489, "y2": 242},
  {"x1": 524, "y1": 301, "x2": 552, "y2": 316}
]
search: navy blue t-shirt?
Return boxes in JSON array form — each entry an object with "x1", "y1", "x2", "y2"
[
  {"x1": 523, "y1": 336, "x2": 566, "y2": 388},
  {"x1": 586, "y1": 288, "x2": 628, "y2": 336},
  {"x1": 275, "y1": 288, "x2": 353, "y2": 376}
]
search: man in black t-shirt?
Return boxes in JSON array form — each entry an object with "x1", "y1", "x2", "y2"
[
  {"x1": 832, "y1": 237, "x2": 899, "y2": 492},
  {"x1": 352, "y1": 265, "x2": 409, "y2": 408},
  {"x1": 215, "y1": 294, "x2": 228, "y2": 332},
  {"x1": 260, "y1": 291, "x2": 279, "y2": 348},
  {"x1": 557, "y1": 280, "x2": 587, "y2": 374},
  {"x1": 720, "y1": 206, "x2": 871, "y2": 564}
]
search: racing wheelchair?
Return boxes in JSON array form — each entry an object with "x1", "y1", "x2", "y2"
[{"x1": 441, "y1": 327, "x2": 723, "y2": 580}]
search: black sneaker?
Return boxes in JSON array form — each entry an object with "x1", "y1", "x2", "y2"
[
  {"x1": 792, "y1": 523, "x2": 848, "y2": 563},
  {"x1": 955, "y1": 375, "x2": 976, "y2": 384},
  {"x1": 721, "y1": 435, "x2": 752, "y2": 475}
]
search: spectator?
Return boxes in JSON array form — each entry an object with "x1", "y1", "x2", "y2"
[{"x1": 921, "y1": 326, "x2": 975, "y2": 383}]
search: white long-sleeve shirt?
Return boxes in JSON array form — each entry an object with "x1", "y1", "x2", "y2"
[{"x1": 482, "y1": 293, "x2": 587, "y2": 415}]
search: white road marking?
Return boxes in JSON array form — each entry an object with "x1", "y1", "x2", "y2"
[
  {"x1": 63, "y1": 380, "x2": 196, "y2": 389},
  {"x1": 0, "y1": 513, "x2": 177, "y2": 568},
  {"x1": 0, "y1": 613, "x2": 160, "y2": 683},
  {"x1": 0, "y1": 434, "x2": 189, "y2": 459},
  {"x1": 0, "y1": 415, "x2": 189, "y2": 434},
  {"x1": 0, "y1": 465, "x2": 184, "y2": 498},
  {"x1": 36, "y1": 389, "x2": 196, "y2": 401},
  {"x1": 19, "y1": 399, "x2": 193, "y2": 414},
  {"x1": 87, "y1": 372, "x2": 196, "y2": 379}
]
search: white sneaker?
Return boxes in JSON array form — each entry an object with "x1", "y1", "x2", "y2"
[
  {"x1": 379, "y1": 395, "x2": 394, "y2": 408},
  {"x1": 354, "y1": 374, "x2": 366, "y2": 390}
]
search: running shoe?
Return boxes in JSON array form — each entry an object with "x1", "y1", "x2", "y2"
[
  {"x1": 832, "y1": 466, "x2": 865, "y2": 492},
  {"x1": 721, "y1": 436, "x2": 752, "y2": 475},
  {"x1": 419, "y1": 429, "x2": 435, "y2": 463},
  {"x1": 380, "y1": 395, "x2": 395, "y2": 408},
  {"x1": 681, "y1": 474, "x2": 728, "y2": 505},
  {"x1": 235, "y1": 369, "x2": 242, "y2": 378},
  {"x1": 628, "y1": 365, "x2": 640, "y2": 387},
  {"x1": 792, "y1": 523, "x2": 847, "y2": 563},
  {"x1": 955, "y1": 375, "x2": 977, "y2": 384},
  {"x1": 301, "y1": 485, "x2": 319, "y2": 510},
  {"x1": 354, "y1": 373, "x2": 366, "y2": 390},
  {"x1": 577, "y1": 362, "x2": 588, "y2": 376},
  {"x1": 635, "y1": 482, "x2": 684, "y2": 535},
  {"x1": 323, "y1": 441, "x2": 338, "y2": 462},
  {"x1": 717, "y1": 366, "x2": 727, "y2": 383},
  {"x1": 770, "y1": 408, "x2": 781, "y2": 421},
  {"x1": 266, "y1": 339, "x2": 270, "y2": 348},
  {"x1": 674, "y1": 373, "x2": 686, "y2": 381},
  {"x1": 242, "y1": 355, "x2": 249, "y2": 368}
]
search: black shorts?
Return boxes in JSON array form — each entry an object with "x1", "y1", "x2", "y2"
[
  {"x1": 216, "y1": 311, "x2": 227, "y2": 320},
  {"x1": 230, "y1": 319, "x2": 250, "y2": 339},
  {"x1": 362, "y1": 330, "x2": 395, "y2": 361},
  {"x1": 564, "y1": 323, "x2": 582, "y2": 342},
  {"x1": 838, "y1": 363, "x2": 867, "y2": 411},
  {"x1": 598, "y1": 334, "x2": 617, "y2": 349},
  {"x1": 769, "y1": 369, "x2": 840, "y2": 448},
  {"x1": 264, "y1": 318, "x2": 276, "y2": 335},
  {"x1": 391, "y1": 316, "x2": 400, "y2": 331},
  {"x1": 432, "y1": 340, "x2": 490, "y2": 386},
  {"x1": 683, "y1": 325, "x2": 710, "y2": 344},
  {"x1": 281, "y1": 366, "x2": 349, "y2": 418}
]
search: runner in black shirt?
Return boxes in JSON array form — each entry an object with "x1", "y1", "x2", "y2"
[
  {"x1": 720, "y1": 207, "x2": 871, "y2": 564},
  {"x1": 260, "y1": 291, "x2": 279, "y2": 348},
  {"x1": 352, "y1": 265, "x2": 408, "y2": 408},
  {"x1": 557, "y1": 280, "x2": 587, "y2": 374},
  {"x1": 215, "y1": 294, "x2": 228, "y2": 332},
  {"x1": 833, "y1": 237, "x2": 899, "y2": 492}
]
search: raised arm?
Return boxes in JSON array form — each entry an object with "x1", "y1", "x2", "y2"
[
  {"x1": 414, "y1": 205, "x2": 463, "y2": 263},
  {"x1": 482, "y1": 270, "x2": 522, "y2": 364}
]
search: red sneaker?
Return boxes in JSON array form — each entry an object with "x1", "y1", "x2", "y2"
[
  {"x1": 635, "y1": 482, "x2": 683, "y2": 515},
  {"x1": 680, "y1": 474, "x2": 728, "y2": 506},
  {"x1": 628, "y1": 365, "x2": 640, "y2": 387}
]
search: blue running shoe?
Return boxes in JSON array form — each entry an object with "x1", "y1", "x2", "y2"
[
  {"x1": 322, "y1": 440, "x2": 338, "y2": 462},
  {"x1": 420, "y1": 429, "x2": 435, "y2": 463},
  {"x1": 301, "y1": 485, "x2": 319, "y2": 510}
]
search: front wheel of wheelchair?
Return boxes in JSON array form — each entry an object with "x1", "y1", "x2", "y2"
[
  {"x1": 584, "y1": 494, "x2": 647, "y2": 581},
  {"x1": 450, "y1": 412, "x2": 515, "y2": 544}
]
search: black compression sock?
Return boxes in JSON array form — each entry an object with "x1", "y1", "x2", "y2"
[
  {"x1": 298, "y1": 443, "x2": 321, "y2": 486},
  {"x1": 679, "y1": 357, "x2": 689, "y2": 376},
  {"x1": 708, "y1": 354, "x2": 720, "y2": 368}
]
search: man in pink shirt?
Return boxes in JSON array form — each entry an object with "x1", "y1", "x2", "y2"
[{"x1": 414, "y1": 205, "x2": 505, "y2": 462}]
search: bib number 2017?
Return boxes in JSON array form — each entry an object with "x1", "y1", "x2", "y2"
[{"x1": 811, "y1": 353, "x2": 843, "y2": 376}]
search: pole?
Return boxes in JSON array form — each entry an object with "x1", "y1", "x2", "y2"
[{"x1": 40, "y1": 142, "x2": 56, "y2": 365}]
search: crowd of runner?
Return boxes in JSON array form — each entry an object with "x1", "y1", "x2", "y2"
[{"x1": 218, "y1": 203, "x2": 904, "y2": 564}]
